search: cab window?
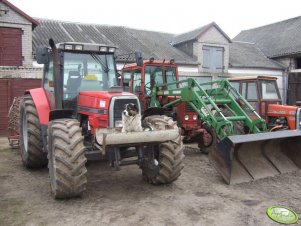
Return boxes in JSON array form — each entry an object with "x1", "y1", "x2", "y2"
[
  {"x1": 260, "y1": 80, "x2": 279, "y2": 99},
  {"x1": 246, "y1": 82, "x2": 257, "y2": 99},
  {"x1": 122, "y1": 71, "x2": 131, "y2": 92},
  {"x1": 133, "y1": 69, "x2": 142, "y2": 93},
  {"x1": 43, "y1": 58, "x2": 54, "y2": 92}
]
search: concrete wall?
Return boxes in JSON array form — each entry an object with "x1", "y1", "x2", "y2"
[{"x1": 0, "y1": 1, "x2": 34, "y2": 67}]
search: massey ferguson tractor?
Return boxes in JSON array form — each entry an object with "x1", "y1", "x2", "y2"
[
  {"x1": 228, "y1": 76, "x2": 301, "y2": 131},
  {"x1": 122, "y1": 60, "x2": 301, "y2": 184},
  {"x1": 18, "y1": 39, "x2": 184, "y2": 199}
]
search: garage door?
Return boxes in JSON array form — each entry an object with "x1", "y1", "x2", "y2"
[
  {"x1": 0, "y1": 79, "x2": 41, "y2": 135},
  {"x1": 0, "y1": 27, "x2": 22, "y2": 66}
]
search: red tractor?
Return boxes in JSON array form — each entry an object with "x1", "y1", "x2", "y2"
[
  {"x1": 122, "y1": 59, "x2": 212, "y2": 152},
  {"x1": 18, "y1": 39, "x2": 184, "y2": 199},
  {"x1": 228, "y1": 76, "x2": 301, "y2": 131}
]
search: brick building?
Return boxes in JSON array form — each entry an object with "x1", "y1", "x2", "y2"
[
  {"x1": 0, "y1": 0, "x2": 42, "y2": 134},
  {"x1": 0, "y1": 0, "x2": 42, "y2": 78}
]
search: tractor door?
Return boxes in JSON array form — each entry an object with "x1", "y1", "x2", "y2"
[
  {"x1": 42, "y1": 55, "x2": 56, "y2": 110},
  {"x1": 258, "y1": 79, "x2": 282, "y2": 116},
  {"x1": 241, "y1": 80, "x2": 260, "y2": 115},
  {"x1": 123, "y1": 68, "x2": 145, "y2": 112}
]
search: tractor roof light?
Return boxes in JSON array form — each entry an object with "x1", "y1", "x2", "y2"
[
  {"x1": 108, "y1": 47, "x2": 115, "y2": 53},
  {"x1": 75, "y1": 45, "x2": 83, "y2": 51},
  {"x1": 64, "y1": 44, "x2": 73, "y2": 50},
  {"x1": 149, "y1": 57, "x2": 154, "y2": 63},
  {"x1": 100, "y1": 46, "x2": 108, "y2": 52},
  {"x1": 170, "y1": 59, "x2": 175, "y2": 64}
]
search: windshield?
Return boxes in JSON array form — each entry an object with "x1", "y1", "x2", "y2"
[
  {"x1": 260, "y1": 80, "x2": 280, "y2": 99},
  {"x1": 144, "y1": 65, "x2": 177, "y2": 95},
  {"x1": 63, "y1": 52, "x2": 117, "y2": 100}
]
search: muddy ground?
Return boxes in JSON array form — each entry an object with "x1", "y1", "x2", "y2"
[{"x1": 0, "y1": 137, "x2": 300, "y2": 226}]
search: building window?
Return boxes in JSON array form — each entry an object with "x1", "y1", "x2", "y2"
[
  {"x1": 202, "y1": 45, "x2": 224, "y2": 73},
  {"x1": 296, "y1": 57, "x2": 301, "y2": 69}
]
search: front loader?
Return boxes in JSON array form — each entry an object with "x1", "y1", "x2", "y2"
[
  {"x1": 18, "y1": 39, "x2": 184, "y2": 199},
  {"x1": 122, "y1": 60, "x2": 301, "y2": 184}
]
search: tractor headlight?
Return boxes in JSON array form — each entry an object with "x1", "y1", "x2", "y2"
[
  {"x1": 75, "y1": 45, "x2": 83, "y2": 50},
  {"x1": 108, "y1": 47, "x2": 115, "y2": 53},
  {"x1": 100, "y1": 46, "x2": 108, "y2": 52},
  {"x1": 115, "y1": 120, "x2": 123, "y2": 128},
  {"x1": 99, "y1": 100, "x2": 106, "y2": 108},
  {"x1": 184, "y1": 115, "x2": 189, "y2": 121},
  {"x1": 64, "y1": 44, "x2": 73, "y2": 50},
  {"x1": 193, "y1": 115, "x2": 197, "y2": 120}
]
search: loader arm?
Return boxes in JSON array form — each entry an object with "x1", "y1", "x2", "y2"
[
  {"x1": 150, "y1": 78, "x2": 267, "y2": 140},
  {"x1": 150, "y1": 78, "x2": 301, "y2": 184}
]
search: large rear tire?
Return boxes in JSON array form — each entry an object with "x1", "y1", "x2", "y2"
[
  {"x1": 48, "y1": 119, "x2": 87, "y2": 199},
  {"x1": 19, "y1": 95, "x2": 47, "y2": 168},
  {"x1": 141, "y1": 115, "x2": 185, "y2": 184}
]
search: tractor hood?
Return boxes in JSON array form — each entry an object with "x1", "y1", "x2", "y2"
[{"x1": 77, "y1": 91, "x2": 135, "y2": 109}]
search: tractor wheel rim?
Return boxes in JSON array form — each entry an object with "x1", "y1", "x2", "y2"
[{"x1": 22, "y1": 112, "x2": 28, "y2": 153}]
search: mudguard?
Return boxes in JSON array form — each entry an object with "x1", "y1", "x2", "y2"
[{"x1": 27, "y1": 88, "x2": 52, "y2": 125}]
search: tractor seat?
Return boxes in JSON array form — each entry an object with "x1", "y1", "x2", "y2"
[
  {"x1": 66, "y1": 71, "x2": 82, "y2": 99},
  {"x1": 79, "y1": 76, "x2": 103, "y2": 91}
]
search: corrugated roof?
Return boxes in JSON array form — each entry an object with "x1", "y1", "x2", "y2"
[
  {"x1": 234, "y1": 16, "x2": 301, "y2": 58},
  {"x1": 32, "y1": 18, "x2": 197, "y2": 65},
  {"x1": 229, "y1": 41, "x2": 284, "y2": 70},
  {"x1": 172, "y1": 22, "x2": 231, "y2": 45}
]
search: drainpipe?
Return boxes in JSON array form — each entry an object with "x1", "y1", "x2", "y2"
[{"x1": 283, "y1": 67, "x2": 289, "y2": 105}]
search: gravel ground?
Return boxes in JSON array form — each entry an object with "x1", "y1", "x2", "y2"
[{"x1": 0, "y1": 137, "x2": 300, "y2": 226}]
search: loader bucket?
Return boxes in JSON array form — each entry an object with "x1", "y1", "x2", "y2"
[{"x1": 209, "y1": 130, "x2": 301, "y2": 184}]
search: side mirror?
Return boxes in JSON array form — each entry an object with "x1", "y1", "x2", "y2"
[
  {"x1": 36, "y1": 46, "x2": 49, "y2": 64},
  {"x1": 135, "y1": 51, "x2": 143, "y2": 67}
]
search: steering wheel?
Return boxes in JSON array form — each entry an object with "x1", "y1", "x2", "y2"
[{"x1": 144, "y1": 82, "x2": 152, "y2": 95}]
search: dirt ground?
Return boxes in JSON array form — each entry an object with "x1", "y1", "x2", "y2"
[{"x1": 0, "y1": 137, "x2": 300, "y2": 226}]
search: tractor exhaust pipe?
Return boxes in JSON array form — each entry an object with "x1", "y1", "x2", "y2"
[
  {"x1": 49, "y1": 38, "x2": 63, "y2": 110},
  {"x1": 209, "y1": 130, "x2": 301, "y2": 184}
]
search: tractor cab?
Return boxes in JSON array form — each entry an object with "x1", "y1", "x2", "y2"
[
  {"x1": 38, "y1": 41, "x2": 119, "y2": 110},
  {"x1": 228, "y1": 76, "x2": 282, "y2": 116},
  {"x1": 122, "y1": 59, "x2": 178, "y2": 110}
]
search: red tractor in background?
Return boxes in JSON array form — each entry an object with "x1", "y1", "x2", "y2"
[
  {"x1": 17, "y1": 39, "x2": 184, "y2": 199},
  {"x1": 121, "y1": 59, "x2": 207, "y2": 148},
  {"x1": 228, "y1": 76, "x2": 301, "y2": 131}
]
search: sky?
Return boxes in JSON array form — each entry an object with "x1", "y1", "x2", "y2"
[{"x1": 7, "y1": 0, "x2": 301, "y2": 38}]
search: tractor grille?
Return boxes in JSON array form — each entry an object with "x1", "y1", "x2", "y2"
[
  {"x1": 110, "y1": 97, "x2": 139, "y2": 127},
  {"x1": 185, "y1": 102, "x2": 194, "y2": 112}
]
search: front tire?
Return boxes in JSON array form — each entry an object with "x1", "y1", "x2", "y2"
[
  {"x1": 48, "y1": 119, "x2": 87, "y2": 199},
  {"x1": 19, "y1": 95, "x2": 47, "y2": 168},
  {"x1": 141, "y1": 115, "x2": 185, "y2": 184}
]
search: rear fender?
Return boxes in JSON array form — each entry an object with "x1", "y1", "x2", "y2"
[
  {"x1": 26, "y1": 88, "x2": 53, "y2": 153},
  {"x1": 27, "y1": 88, "x2": 51, "y2": 125}
]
